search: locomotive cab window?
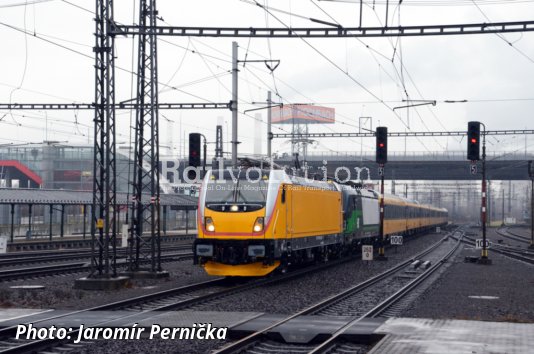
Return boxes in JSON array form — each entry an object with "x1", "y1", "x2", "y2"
[{"x1": 205, "y1": 170, "x2": 267, "y2": 212}]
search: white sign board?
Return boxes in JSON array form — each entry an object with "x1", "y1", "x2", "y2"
[
  {"x1": 121, "y1": 224, "x2": 129, "y2": 248},
  {"x1": 504, "y1": 217, "x2": 516, "y2": 225},
  {"x1": 436, "y1": 227, "x2": 441, "y2": 234},
  {"x1": 0, "y1": 236, "x2": 7, "y2": 254},
  {"x1": 362, "y1": 245, "x2": 373, "y2": 261},
  {"x1": 475, "y1": 239, "x2": 491, "y2": 249},
  {"x1": 390, "y1": 235, "x2": 403, "y2": 245}
]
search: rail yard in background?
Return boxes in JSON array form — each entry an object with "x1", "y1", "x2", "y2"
[{"x1": 0, "y1": 1, "x2": 533, "y2": 353}]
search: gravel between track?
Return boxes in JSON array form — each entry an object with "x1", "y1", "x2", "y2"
[
  {"x1": 486, "y1": 227, "x2": 531, "y2": 249},
  {"x1": 0, "y1": 231, "x2": 449, "y2": 354},
  {"x1": 191, "y1": 232, "x2": 446, "y2": 314},
  {"x1": 0, "y1": 258, "x2": 211, "y2": 310},
  {"x1": 401, "y1": 240, "x2": 534, "y2": 322},
  {"x1": 78, "y1": 339, "x2": 228, "y2": 354}
]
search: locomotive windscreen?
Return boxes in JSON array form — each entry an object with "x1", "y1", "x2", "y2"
[{"x1": 205, "y1": 169, "x2": 268, "y2": 205}]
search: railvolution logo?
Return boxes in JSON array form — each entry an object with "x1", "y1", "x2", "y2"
[{"x1": 160, "y1": 158, "x2": 373, "y2": 185}]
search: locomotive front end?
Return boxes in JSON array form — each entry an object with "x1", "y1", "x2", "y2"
[{"x1": 194, "y1": 169, "x2": 280, "y2": 276}]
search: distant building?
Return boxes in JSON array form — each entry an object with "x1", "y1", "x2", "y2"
[{"x1": 0, "y1": 142, "x2": 131, "y2": 191}]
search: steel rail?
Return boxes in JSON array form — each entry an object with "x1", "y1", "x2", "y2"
[
  {"x1": 309, "y1": 232, "x2": 463, "y2": 353},
  {"x1": 213, "y1": 228, "x2": 458, "y2": 354},
  {"x1": 456, "y1": 234, "x2": 534, "y2": 265},
  {"x1": 0, "y1": 244, "x2": 192, "y2": 267},
  {"x1": 0, "y1": 248, "x2": 375, "y2": 353},
  {"x1": 0, "y1": 252, "x2": 193, "y2": 282},
  {"x1": 496, "y1": 227, "x2": 530, "y2": 244}
]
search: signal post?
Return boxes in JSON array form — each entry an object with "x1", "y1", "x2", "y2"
[
  {"x1": 468, "y1": 121, "x2": 492, "y2": 265},
  {"x1": 376, "y1": 127, "x2": 388, "y2": 261}
]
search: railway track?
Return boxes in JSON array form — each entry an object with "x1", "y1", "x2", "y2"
[
  {"x1": 0, "y1": 244, "x2": 193, "y2": 268},
  {"x1": 495, "y1": 227, "x2": 530, "y2": 245},
  {"x1": 214, "y1": 228, "x2": 463, "y2": 354},
  {"x1": 488, "y1": 236, "x2": 534, "y2": 256},
  {"x1": 0, "y1": 244, "x2": 378, "y2": 353},
  {"x1": 0, "y1": 251, "x2": 194, "y2": 282},
  {"x1": 459, "y1": 234, "x2": 534, "y2": 265},
  {"x1": 0, "y1": 277, "x2": 227, "y2": 354},
  {"x1": 0, "y1": 229, "x2": 456, "y2": 353}
]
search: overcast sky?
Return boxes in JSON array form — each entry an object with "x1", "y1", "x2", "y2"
[{"x1": 0, "y1": 0, "x2": 533, "y2": 159}]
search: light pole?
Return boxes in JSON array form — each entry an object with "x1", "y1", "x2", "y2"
[
  {"x1": 231, "y1": 42, "x2": 280, "y2": 167},
  {"x1": 246, "y1": 91, "x2": 282, "y2": 164}
]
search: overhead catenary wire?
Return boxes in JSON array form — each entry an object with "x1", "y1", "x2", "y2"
[
  {"x1": 7, "y1": 0, "x2": 30, "y2": 125},
  {"x1": 471, "y1": 0, "x2": 534, "y2": 64},
  {"x1": 318, "y1": 0, "x2": 534, "y2": 6},
  {"x1": 0, "y1": 20, "x2": 231, "y2": 106},
  {"x1": 2, "y1": 0, "x2": 532, "y2": 156},
  {"x1": 248, "y1": 1, "x2": 434, "y2": 152}
]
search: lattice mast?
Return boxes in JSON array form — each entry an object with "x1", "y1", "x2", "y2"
[
  {"x1": 128, "y1": 0, "x2": 163, "y2": 274},
  {"x1": 89, "y1": 0, "x2": 117, "y2": 278}
]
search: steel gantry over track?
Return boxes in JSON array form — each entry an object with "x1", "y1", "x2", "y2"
[
  {"x1": 110, "y1": 20, "x2": 534, "y2": 38},
  {"x1": 271, "y1": 129, "x2": 534, "y2": 139},
  {"x1": 0, "y1": 103, "x2": 230, "y2": 110}
]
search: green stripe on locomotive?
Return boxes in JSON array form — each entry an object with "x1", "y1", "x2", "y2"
[
  {"x1": 345, "y1": 209, "x2": 379, "y2": 235},
  {"x1": 345, "y1": 209, "x2": 362, "y2": 233}
]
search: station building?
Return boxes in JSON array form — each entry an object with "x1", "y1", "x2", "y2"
[{"x1": 0, "y1": 143, "x2": 196, "y2": 240}]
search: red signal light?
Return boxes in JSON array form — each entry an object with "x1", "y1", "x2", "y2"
[
  {"x1": 470, "y1": 138, "x2": 477, "y2": 144},
  {"x1": 379, "y1": 143, "x2": 385, "y2": 148}
]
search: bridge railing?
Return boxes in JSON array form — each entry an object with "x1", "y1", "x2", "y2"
[{"x1": 274, "y1": 150, "x2": 534, "y2": 161}]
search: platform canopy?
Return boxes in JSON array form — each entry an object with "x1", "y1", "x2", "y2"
[{"x1": 0, "y1": 188, "x2": 198, "y2": 209}]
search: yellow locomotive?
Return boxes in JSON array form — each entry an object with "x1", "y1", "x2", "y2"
[{"x1": 194, "y1": 169, "x2": 447, "y2": 276}]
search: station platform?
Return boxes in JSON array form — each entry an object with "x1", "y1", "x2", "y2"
[
  {"x1": 1, "y1": 309, "x2": 533, "y2": 353},
  {"x1": 368, "y1": 317, "x2": 533, "y2": 353}
]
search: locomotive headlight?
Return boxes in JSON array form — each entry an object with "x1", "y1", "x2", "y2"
[
  {"x1": 230, "y1": 205, "x2": 239, "y2": 212},
  {"x1": 205, "y1": 217, "x2": 215, "y2": 232},
  {"x1": 253, "y1": 217, "x2": 264, "y2": 233}
]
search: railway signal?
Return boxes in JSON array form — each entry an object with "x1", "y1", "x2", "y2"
[
  {"x1": 467, "y1": 121, "x2": 480, "y2": 161},
  {"x1": 467, "y1": 121, "x2": 491, "y2": 264},
  {"x1": 376, "y1": 127, "x2": 388, "y2": 164},
  {"x1": 376, "y1": 127, "x2": 388, "y2": 261},
  {"x1": 189, "y1": 133, "x2": 202, "y2": 168}
]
